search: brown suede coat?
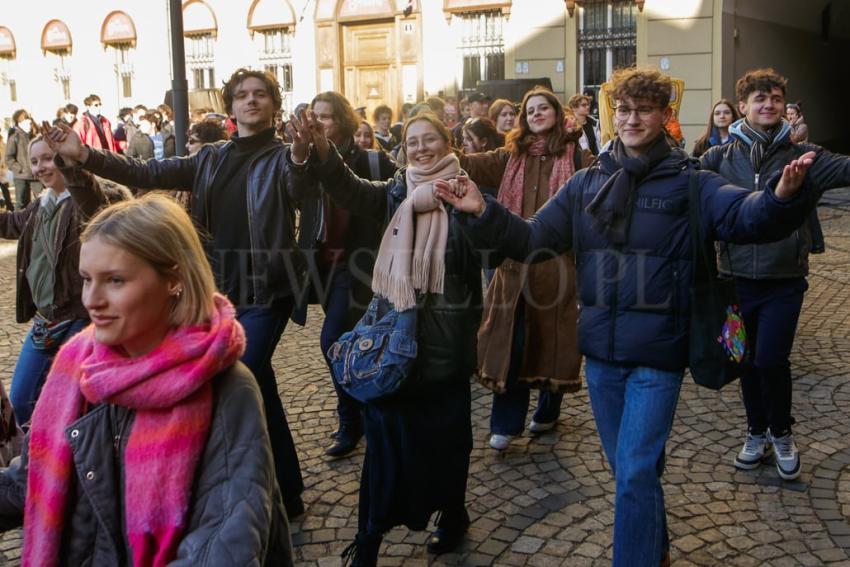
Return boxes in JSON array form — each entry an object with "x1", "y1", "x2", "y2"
[{"x1": 460, "y1": 147, "x2": 588, "y2": 394}]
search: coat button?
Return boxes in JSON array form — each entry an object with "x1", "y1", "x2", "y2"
[
  {"x1": 541, "y1": 156, "x2": 546, "y2": 161},
  {"x1": 85, "y1": 471, "x2": 95, "y2": 481},
  {"x1": 70, "y1": 429, "x2": 79, "y2": 438}
]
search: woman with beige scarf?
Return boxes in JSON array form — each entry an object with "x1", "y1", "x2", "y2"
[
  {"x1": 288, "y1": 111, "x2": 481, "y2": 566},
  {"x1": 458, "y1": 87, "x2": 588, "y2": 451}
]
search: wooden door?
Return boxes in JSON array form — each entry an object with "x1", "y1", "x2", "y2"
[{"x1": 342, "y1": 21, "x2": 397, "y2": 118}]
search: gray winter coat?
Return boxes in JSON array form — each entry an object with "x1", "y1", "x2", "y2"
[
  {"x1": 4, "y1": 127, "x2": 35, "y2": 180},
  {"x1": 701, "y1": 135, "x2": 850, "y2": 279},
  {"x1": 0, "y1": 362, "x2": 293, "y2": 567}
]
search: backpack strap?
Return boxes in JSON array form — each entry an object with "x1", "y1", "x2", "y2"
[{"x1": 367, "y1": 150, "x2": 381, "y2": 181}]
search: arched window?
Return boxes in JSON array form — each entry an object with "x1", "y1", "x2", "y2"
[
  {"x1": 0, "y1": 27, "x2": 17, "y2": 103},
  {"x1": 101, "y1": 11, "x2": 137, "y2": 102},
  {"x1": 248, "y1": 0, "x2": 296, "y2": 112},
  {"x1": 41, "y1": 19, "x2": 73, "y2": 101},
  {"x1": 183, "y1": 0, "x2": 218, "y2": 89}
]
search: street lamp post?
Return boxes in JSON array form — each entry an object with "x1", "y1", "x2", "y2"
[{"x1": 169, "y1": 0, "x2": 189, "y2": 156}]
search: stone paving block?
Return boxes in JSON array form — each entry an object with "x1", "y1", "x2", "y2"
[
  {"x1": 510, "y1": 536, "x2": 544, "y2": 555},
  {"x1": 3, "y1": 196, "x2": 850, "y2": 567}
]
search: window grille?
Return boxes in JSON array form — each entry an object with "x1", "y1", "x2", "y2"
[
  {"x1": 256, "y1": 28, "x2": 294, "y2": 113},
  {"x1": 578, "y1": 0, "x2": 636, "y2": 107},
  {"x1": 186, "y1": 33, "x2": 216, "y2": 89},
  {"x1": 111, "y1": 45, "x2": 134, "y2": 100},
  {"x1": 455, "y1": 10, "x2": 505, "y2": 91}
]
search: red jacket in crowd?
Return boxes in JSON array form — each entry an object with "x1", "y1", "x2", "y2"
[{"x1": 73, "y1": 113, "x2": 117, "y2": 152}]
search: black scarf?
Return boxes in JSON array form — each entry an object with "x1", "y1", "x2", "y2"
[
  {"x1": 585, "y1": 134, "x2": 672, "y2": 245},
  {"x1": 738, "y1": 119, "x2": 779, "y2": 173}
]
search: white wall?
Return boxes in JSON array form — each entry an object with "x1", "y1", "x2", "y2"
[{"x1": 0, "y1": 0, "x2": 316, "y2": 128}]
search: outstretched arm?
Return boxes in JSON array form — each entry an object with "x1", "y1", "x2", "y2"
[
  {"x1": 704, "y1": 151, "x2": 818, "y2": 243},
  {"x1": 288, "y1": 110, "x2": 389, "y2": 221},
  {"x1": 42, "y1": 121, "x2": 197, "y2": 191},
  {"x1": 436, "y1": 174, "x2": 576, "y2": 261}
]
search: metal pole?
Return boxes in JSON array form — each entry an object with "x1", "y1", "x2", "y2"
[{"x1": 169, "y1": 0, "x2": 189, "y2": 156}]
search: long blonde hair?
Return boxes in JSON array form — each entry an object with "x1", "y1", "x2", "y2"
[{"x1": 81, "y1": 194, "x2": 217, "y2": 327}]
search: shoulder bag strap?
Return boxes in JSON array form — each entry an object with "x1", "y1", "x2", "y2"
[
  {"x1": 688, "y1": 168, "x2": 718, "y2": 283},
  {"x1": 367, "y1": 150, "x2": 381, "y2": 181}
]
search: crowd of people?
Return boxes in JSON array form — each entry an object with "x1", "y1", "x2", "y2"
[{"x1": 0, "y1": 62, "x2": 845, "y2": 567}]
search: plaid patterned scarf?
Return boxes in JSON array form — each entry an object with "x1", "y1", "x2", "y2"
[{"x1": 731, "y1": 118, "x2": 792, "y2": 172}]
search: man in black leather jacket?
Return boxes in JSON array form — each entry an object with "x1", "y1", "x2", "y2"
[
  {"x1": 46, "y1": 68, "x2": 314, "y2": 517},
  {"x1": 701, "y1": 68, "x2": 850, "y2": 481}
]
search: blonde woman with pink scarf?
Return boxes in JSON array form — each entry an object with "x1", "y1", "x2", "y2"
[
  {"x1": 0, "y1": 195, "x2": 292, "y2": 567},
  {"x1": 288, "y1": 111, "x2": 482, "y2": 565},
  {"x1": 458, "y1": 87, "x2": 588, "y2": 451}
]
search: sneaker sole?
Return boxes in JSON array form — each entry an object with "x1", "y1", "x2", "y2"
[
  {"x1": 528, "y1": 421, "x2": 556, "y2": 434},
  {"x1": 776, "y1": 460, "x2": 801, "y2": 480},
  {"x1": 734, "y1": 447, "x2": 774, "y2": 470}
]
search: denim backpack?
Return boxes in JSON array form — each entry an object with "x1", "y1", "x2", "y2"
[{"x1": 327, "y1": 296, "x2": 418, "y2": 403}]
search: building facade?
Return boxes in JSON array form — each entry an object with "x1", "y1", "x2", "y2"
[{"x1": 1, "y1": 0, "x2": 847, "y2": 151}]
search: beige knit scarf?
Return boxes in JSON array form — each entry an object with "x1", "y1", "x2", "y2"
[{"x1": 372, "y1": 153, "x2": 461, "y2": 311}]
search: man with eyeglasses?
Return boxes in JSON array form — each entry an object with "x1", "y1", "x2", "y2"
[
  {"x1": 700, "y1": 68, "x2": 850, "y2": 481},
  {"x1": 73, "y1": 94, "x2": 117, "y2": 152},
  {"x1": 436, "y1": 66, "x2": 818, "y2": 567}
]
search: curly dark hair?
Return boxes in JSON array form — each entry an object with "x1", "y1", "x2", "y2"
[
  {"x1": 188, "y1": 121, "x2": 227, "y2": 144},
  {"x1": 609, "y1": 67, "x2": 673, "y2": 109},
  {"x1": 311, "y1": 91, "x2": 361, "y2": 141},
  {"x1": 505, "y1": 87, "x2": 579, "y2": 157},
  {"x1": 221, "y1": 68, "x2": 282, "y2": 115},
  {"x1": 735, "y1": 68, "x2": 787, "y2": 102}
]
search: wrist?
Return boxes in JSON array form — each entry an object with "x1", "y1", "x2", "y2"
[
  {"x1": 473, "y1": 199, "x2": 486, "y2": 218},
  {"x1": 291, "y1": 147, "x2": 309, "y2": 166},
  {"x1": 77, "y1": 145, "x2": 90, "y2": 165}
]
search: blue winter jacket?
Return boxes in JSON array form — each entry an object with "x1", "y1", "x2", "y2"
[{"x1": 458, "y1": 146, "x2": 814, "y2": 371}]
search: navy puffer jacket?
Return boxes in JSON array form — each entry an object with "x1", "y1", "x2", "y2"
[{"x1": 460, "y1": 147, "x2": 813, "y2": 371}]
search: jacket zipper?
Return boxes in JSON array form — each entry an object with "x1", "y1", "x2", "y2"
[
  {"x1": 245, "y1": 144, "x2": 285, "y2": 301},
  {"x1": 753, "y1": 169, "x2": 761, "y2": 278}
]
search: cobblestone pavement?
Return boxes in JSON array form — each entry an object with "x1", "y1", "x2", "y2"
[{"x1": 1, "y1": 191, "x2": 849, "y2": 566}]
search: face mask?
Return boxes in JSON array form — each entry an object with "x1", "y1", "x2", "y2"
[
  {"x1": 89, "y1": 105, "x2": 101, "y2": 117},
  {"x1": 139, "y1": 121, "x2": 153, "y2": 135},
  {"x1": 18, "y1": 119, "x2": 32, "y2": 133},
  {"x1": 64, "y1": 113, "x2": 74, "y2": 123}
]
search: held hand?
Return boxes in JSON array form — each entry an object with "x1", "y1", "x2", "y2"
[
  {"x1": 434, "y1": 175, "x2": 486, "y2": 217},
  {"x1": 302, "y1": 109, "x2": 330, "y2": 162},
  {"x1": 41, "y1": 121, "x2": 88, "y2": 165},
  {"x1": 775, "y1": 150, "x2": 817, "y2": 200},
  {"x1": 287, "y1": 111, "x2": 312, "y2": 163}
]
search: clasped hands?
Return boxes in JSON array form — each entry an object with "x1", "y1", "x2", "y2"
[{"x1": 433, "y1": 175, "x2": 487, "y2": 217}]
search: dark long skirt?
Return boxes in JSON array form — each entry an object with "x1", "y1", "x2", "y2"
[{"x1": 358, "y1": 379, "x2": 472, "y2": 535}]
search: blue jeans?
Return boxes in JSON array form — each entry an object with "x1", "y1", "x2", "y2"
[
  {"x1": 490, "y1": 303, "x2": 563, "y2": 436},
  {"x1": 584, "y1": 357, "x2": 684, "y2": 567},
  {"x1": 319, "y1": 270, "x2": 362, "y2": 429},
  {"x1": 237, "y1": 297, "x2": 304, "y2": 502},
  {"x1": 11, "y1": 318, "x2": 88, "y2": 427}
]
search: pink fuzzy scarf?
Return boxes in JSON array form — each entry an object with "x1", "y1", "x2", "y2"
[
  {"x1": 497, "y1": 135, "x2": 576, "y2": 216},
  {"x1": 23, "y1": 293, "x2": 246, "y2": 567}
]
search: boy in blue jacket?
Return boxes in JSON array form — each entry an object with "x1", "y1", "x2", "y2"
[{"x1": 436, "y1": 67, "x2": 817, "y2": 567}]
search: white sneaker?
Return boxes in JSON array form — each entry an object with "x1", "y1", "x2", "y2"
[
  {"x1": 734, "y1": 432, "x2": 772, "y2": 470},
  {"x1": 489, "y1": 434, "x2": 514, "y2": 450},
  {"x1": 771, "y1": 431, "x2": 801, "y2": 480},
  {"x1": 528, "y1": 419, "x2": 556, "y2": 433}
]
